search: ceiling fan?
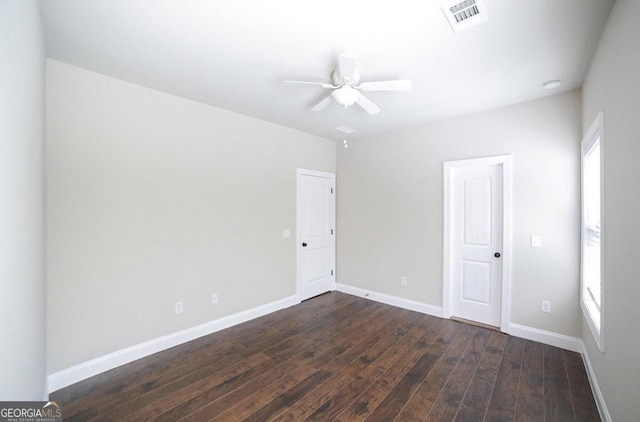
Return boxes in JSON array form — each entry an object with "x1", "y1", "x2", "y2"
[{"x1": 284, "y1": 55, "x2": 412, "y2": 115}]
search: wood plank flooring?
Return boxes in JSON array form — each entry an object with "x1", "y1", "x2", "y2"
[{"x1": 50, "y1": 292, "x2": 601, "y2": 421}]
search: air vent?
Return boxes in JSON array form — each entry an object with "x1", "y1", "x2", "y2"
[
  {"x1": 335, "y1": 125, "x2": 357, "y2": 134},
  {"x1": 442, "y1": 0, "x2": 488, "y2": 33}
]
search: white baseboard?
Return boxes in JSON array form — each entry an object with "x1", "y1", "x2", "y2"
[
  {"x1": 507, "y1": 323, "x2": 610, "y2": 421},
  {"x1": 47, "y1": 287, "x2": 610, "y2": 422},
  {"x1": 577, "y1": 340, "x2": 611, "y2": 422},
  {"x1": 335, "y1": 283, "x2": 443, "y2": 317},
  {"x1": 336, "y1": 285, "x2": 609, "y2": 420},
  {"x1": 47, "y1": 295, "x2": 300, "y2": 393},
  {"x1": 507, "y1": 323, "x2": 582, "y2": 352},
  {"x1": 335, "y1": 285, "x2": 581, "y2": 353}
]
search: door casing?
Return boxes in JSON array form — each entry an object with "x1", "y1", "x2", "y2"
[{"x1": 443, "y1": 155, "x2": 512, "y2": 331}]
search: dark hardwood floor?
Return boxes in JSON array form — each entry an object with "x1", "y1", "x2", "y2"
[{"x1": 51, "y1": 292, "x2": 601, "y2": 421}]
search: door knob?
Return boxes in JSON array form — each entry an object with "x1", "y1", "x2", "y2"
[
  {"x1": 494, "y1": 252, "x2": 501, "y2": 258},
  {"x1": 302, "y1": 242, "x2": 307, "y2": 247}
]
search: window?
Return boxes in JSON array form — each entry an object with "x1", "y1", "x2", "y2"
[{"x1": 581, "y1": 112, "x2": 604, "y2": 351}]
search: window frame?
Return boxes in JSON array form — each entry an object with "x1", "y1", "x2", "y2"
[{"x1": 581, "y1": 112, "x2": 604, "y2": 351}]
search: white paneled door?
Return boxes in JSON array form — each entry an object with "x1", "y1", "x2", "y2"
[
  {"x1": 297, "y1": 169, "x2": 336, "y2": 301},
  {"x1": 445, "y1": 157, "x2": 510, "y2": 328}
]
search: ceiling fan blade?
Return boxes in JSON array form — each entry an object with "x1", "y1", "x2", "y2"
[
  {"x1": 359, "y1": 80, "x2": 413, "y2": 91},
  {"x1": 339, "y1": 55, "x2": 357, "y2": 82},
  {"x1": 311, "y1": 95, "x2": 333, "y2": 111},
  {"x1": 355, "y1": 93, "x2": 381, "y2": 115},
  {"x1": 284, "y1": 80, "x2": 336, "y2": 89}
]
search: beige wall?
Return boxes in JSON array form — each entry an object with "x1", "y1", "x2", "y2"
[
  {"x1": 0, "y1": 0, "x2": 46, "y2": 399},
  {"x1": 44, "y1": 10, "x2": 638, "y2": 417},
  {"x1": 337, "y1": 90, "x2": 582, "y2": 337},
  {"x1": 581, "y1": 0, "x2": 640, "y2": 419},
  {"x1": 46, "y1": 60, "x2": 335, "y2": 373}
]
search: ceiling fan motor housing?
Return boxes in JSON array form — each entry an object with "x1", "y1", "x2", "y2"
[{"x1": 332, "y1": 66, "x2": 361, "y2": 86}]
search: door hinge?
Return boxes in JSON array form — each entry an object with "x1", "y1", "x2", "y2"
[
  {"x1": 331, "y1": 270, "x2": 334, "y2": 276},
  {"x1": 330, "y1": 229, "x2": 334, "y2": 235},
  {"x1": 330, "y1": 187, "x2": 334, "y2": 194}
]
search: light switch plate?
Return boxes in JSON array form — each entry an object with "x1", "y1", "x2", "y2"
[
  {"x1": 531, "y1": 235, "x2": 541, "y2": 248},
  {"x1": 282, "y1": 229, "x2": 291, "y2": 238}
]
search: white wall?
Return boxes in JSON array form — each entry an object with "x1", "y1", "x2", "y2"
[
  {"x1": 581, "y1": 0, "x2": 640, "y2": 419},
  {"x1": 337, "y1": 90, "x2": 582, "y2": 337},
  {"x1": 0, "y1": 0, "x2": 47, "y2": 399},
  {"x1": 46, "y1": 60, "x2": 335, "y2": 373}
]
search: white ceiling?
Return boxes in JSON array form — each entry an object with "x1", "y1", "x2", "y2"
[{"x1": 40, "y1": 0, "x2": 613, "y2": 140}]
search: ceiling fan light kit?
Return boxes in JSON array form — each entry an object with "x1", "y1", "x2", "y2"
[
  {"x1": 284, "y1": 54, "x2": 412, "y2": 115},
  {"x1": 331, "y1": 85, "x2": 360, "y2": 108}
]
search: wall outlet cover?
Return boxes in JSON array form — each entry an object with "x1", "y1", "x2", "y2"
[{"x1": 541, "y1": 300, "x2": 551, "y2": 313}]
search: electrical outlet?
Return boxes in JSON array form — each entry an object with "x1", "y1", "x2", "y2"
[
  {"x1": 212, "y1": 293, "x2": 218, "y2": 304},
  {"x1": 400, "y1": 276, "x2": 408, "y2": 286},
  {"x1": 175, "y1": 301, "x2": 184, "y2": 314},
  {"x1": 541, "y1": 300, "x2": 551, "y2": 313}
]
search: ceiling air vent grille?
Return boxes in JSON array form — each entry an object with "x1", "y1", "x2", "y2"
[
  {"x1": 442, "y1": 0, "x2": 488, "y2": 33},
  {"x1": 335, "y1": 125, "x2": 357, "y2": 134}
]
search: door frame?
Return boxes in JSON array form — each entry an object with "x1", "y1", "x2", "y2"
[
  {"x1": 296, "y1": 168, "x2": 336, "y2": 301},
  {"x1": 442, "y1": 155, "x2": 513, "y2": 331}
]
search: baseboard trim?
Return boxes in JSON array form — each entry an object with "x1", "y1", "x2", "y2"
[
  {"x1": 506, "y1": 324, "x2": 610, "y2": 421},
  {"x1": 47, "y1": 288, "x2": 610, "y2": 421},
  {"x1": 507, "y1": 323, "x2": 582, "y2": 352},
  {"x1": 47, "y1": 295, "x2": 300, "y2": 393},
  {"x1": 577, "y1": 340, "x2": 611, "y2": 422},
  {"x1": 335, "y1": 286, "x2": 609, "y2": 419},
  {"x1": 335, "y1": 283, "x2": 443, "y2": 318}
]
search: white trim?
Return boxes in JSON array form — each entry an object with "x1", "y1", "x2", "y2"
[
  {"x1": 46, "y1": 287, "x2": 610, "y2": 421},
  {"x1": 579, "y1": 341, "x2": 612, "y2": 422},
  {"x1": 296, "y1": 168, "x2": 336, "y2": 302},
  {"x1": 47, "y1": 295, "x2": 299, "y2": 393},
  {"x1": 442, "y1": 155, "x2": 513, "y2": 332},
  {"x1": 335, "y1": 283, "x2": 443, "y2": 317},
  {"x1": 337, "y1": 286, "x2": 610, "y2": 420},
  {"x1": 296, "y1": 168, "x2": 336, "y2": 179},
  {"x1": 442, "y1": 164, "x2": 452, "y2": 318},
  {"x1": 500, "y1": 157, "x2": 513, "y2": 331},
  {"x1": 507, "y1": 323, "x2": 582, "y2": 352},
  {"x1": 509, "y1": 323, "x2": 610, "y2": 421},
  {"x1": 338, "y1": 281, "x2": 610, "y2": 420},
  {"x1": 336, "y1": 284, "x2": 586, "y2": 355},
  {"x1": 580, "y1": 112, "x2": 605, "y2": 352}
]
